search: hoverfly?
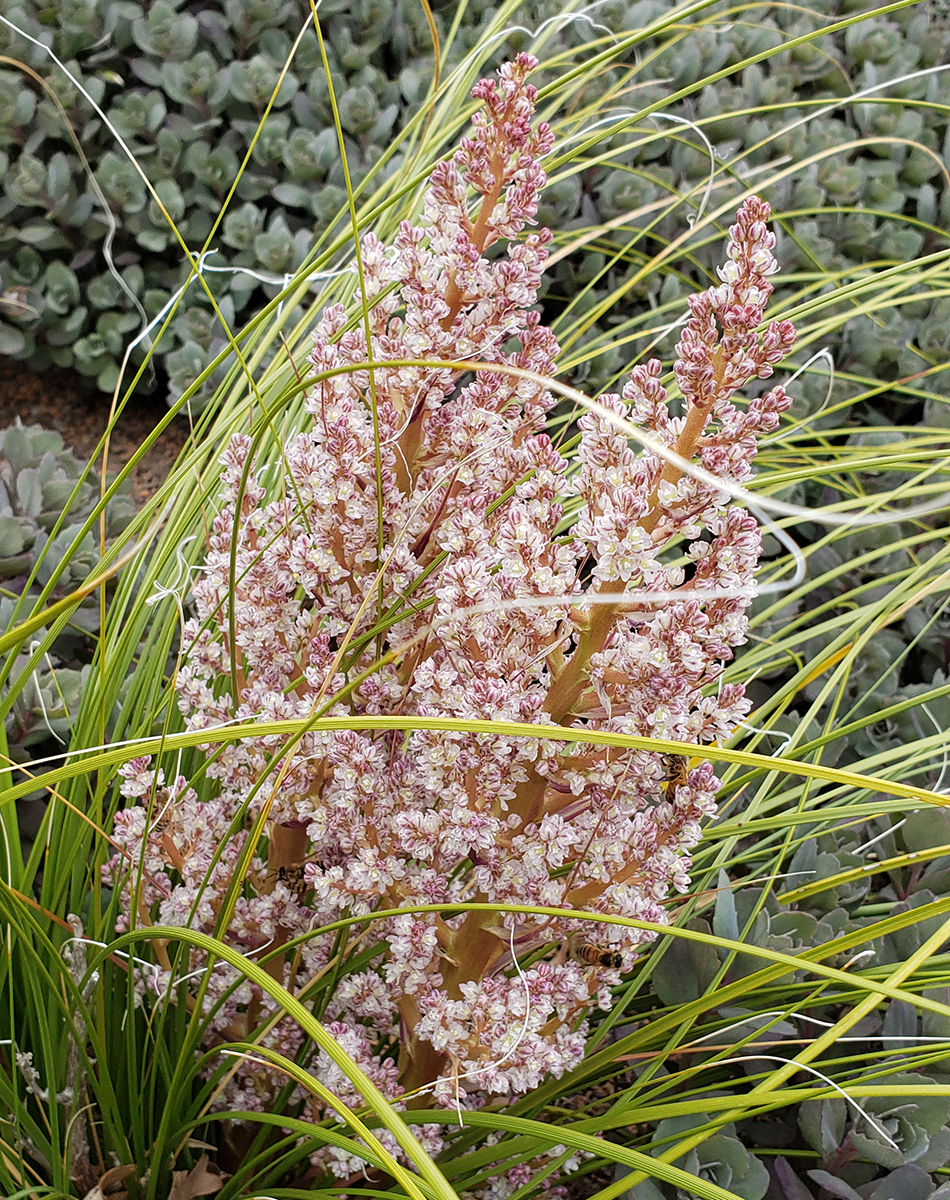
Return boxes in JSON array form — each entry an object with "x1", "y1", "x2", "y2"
[{"x1": 145, "y1": 786, "x2": 189, "y2": 872}]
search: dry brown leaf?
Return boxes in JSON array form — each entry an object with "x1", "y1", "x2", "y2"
[
  {"x1": 166, "y1": 1154, "x2": 223, "y2": 1200},
  {"x1": 183, "y1": 1138, "x2": 216, "y2": 1151},
  {"x1": 81, "y1": 1163, "x2": 136, "y2": 1200}
]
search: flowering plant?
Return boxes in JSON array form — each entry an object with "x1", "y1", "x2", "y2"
[{"x1": 107, "y1": 51, "x2": 794, "y2": 1176}]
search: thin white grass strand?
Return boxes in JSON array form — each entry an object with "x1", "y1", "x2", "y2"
[
  {"x1": 487, "y1": 1, "x2": 620, "y2": 51},
  {"x1": 690, "y1": 1053, "x2": 900, "y2": 1151},
  {"x1": 0, "y1": 12, "x2": 147, "y2": 329}
]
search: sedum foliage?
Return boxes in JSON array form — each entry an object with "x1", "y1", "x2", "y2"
[
  {"x1": 0, "y1": 419, "x2": 133, "y2": 748},
  {"x1": 0, "y1": 419, "x2": 133, "y2": 863},
  {"x1": 0, "y1": 0, "x2": 947, "y2": 410},
  {"x1": 0, "y1": 0, "x2": 522, "y2": 404}
]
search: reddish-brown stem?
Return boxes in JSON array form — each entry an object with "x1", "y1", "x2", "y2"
[
  {"x1": 440, "y1": 911, "x2": 507, "y2": 1001},
  {"x1": 401, "y1": 1021, "x2": 448, "y2": 1104},
  {"x1": 396, "y1": 154, "x2": 505, "y2": 487},
  {"x1": 398, "y1": 908, "x2": 507, "y2": 1097},
  {"x1": 468, "y1": 162, "x2": 504, "y2": 260},
  {"x1": 259, "y1": 822, "x2": 309, "y2": 985},
  {"x1": 641, "y1": 394, "x2": 714, "y2": 536},
  {"x1": 541, "y1": 579, "x2": 627, "y2": 727},
  {"x1": 541, "y1": 381, "x2": 719, "y2": 729}
]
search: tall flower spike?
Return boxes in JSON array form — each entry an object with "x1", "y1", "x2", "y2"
[{"x1": 105, "y1": 54, "x2": 794, "y2": 1191}]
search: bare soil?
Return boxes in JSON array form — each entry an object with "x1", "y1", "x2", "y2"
[{"x1": 0, "y1": 355, "x2": 188, "y2": 505}]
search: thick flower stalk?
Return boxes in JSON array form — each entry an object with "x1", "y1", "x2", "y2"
[{"x1": 106, "y1": 54, "x2": 794, "y2": 1175}]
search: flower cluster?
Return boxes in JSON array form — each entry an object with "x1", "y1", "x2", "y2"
[{"x1": 105, "y1": 53, "x2": 794, "y2": 1185}]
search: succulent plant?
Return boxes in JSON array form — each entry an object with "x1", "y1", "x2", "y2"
[
  {"x1": 0, "y1": 420, "x2": 134, "y2": 756},
  {"x1": 801, "y1": 1078, "x2": 950, "y2": 1179},
  {"x1": 621, "y1": 1114, "x2": 770, "y2": 1199},
  {"x1": 0, "y1": 0, "x2": 946, "y2": 415},
  {"x1": 0, "y1": 0, "x2": 469, "y2": 407}
]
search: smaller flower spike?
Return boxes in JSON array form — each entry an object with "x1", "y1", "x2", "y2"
[
  {"x1": 674, "y1": 197, "x2": 796, "y2": 414},
  {"x1": 106, "y1": 55, "x2": 794, "y2": 1186}
]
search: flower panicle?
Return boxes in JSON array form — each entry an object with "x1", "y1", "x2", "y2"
[
  {"x1": 675, "y1": 196, "x2": 797, "y2": 413},
  {"x1": 105, "y1": 57, "x2": 795, "y2": 1189}
]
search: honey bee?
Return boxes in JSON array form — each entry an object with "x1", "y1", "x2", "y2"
[
  {"x1": 661, "y1": 753, "x2": 689, "y2": 801},
  {"x1": 270, "y1": 862, "x2": 309, "y2": 898},
  {"x1": 144, "y1": 787, "x2": 189, "y2": 871},
  {"x1": 570, "y1": 941, "x2": 624, "y2": 971},
  {"x1": 147, "y1": 787, "x2": 176, "y2": 836}
]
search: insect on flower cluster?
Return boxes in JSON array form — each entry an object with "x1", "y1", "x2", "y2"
[{"x1": 106, "y1": 52, "x2": 795, "y2": 1184}]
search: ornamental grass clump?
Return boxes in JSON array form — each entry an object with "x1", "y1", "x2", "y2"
[{"x1": 107, "y1": 53, "x2": 795, "y2": 1164}]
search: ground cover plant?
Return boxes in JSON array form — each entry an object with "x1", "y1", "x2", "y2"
[
  {"x1": 3, "y1": 2, "x2": 950, "y2": 1199},
  {"x1": 0, "y1": 0, "x2": 948, "y2": 412}
]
